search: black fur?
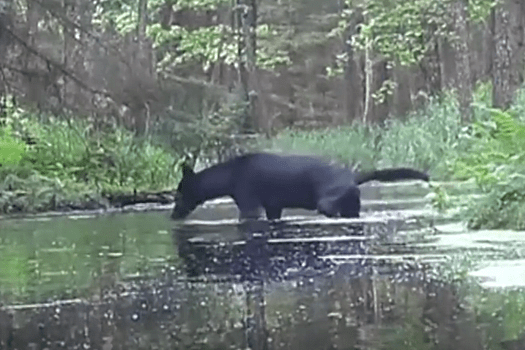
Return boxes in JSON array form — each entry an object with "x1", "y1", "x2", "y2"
[{"x1": 171, "y1": 152, "x2": 429, "y2": 220}]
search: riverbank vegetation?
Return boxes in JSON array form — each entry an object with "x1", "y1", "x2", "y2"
[
  {"x1": 0, "y1": 102, "x2": 180, "y2": 213},
  {"x1": 3, "y1": 83, "x2": 525, "y2": 230},
  {"x1": 266, "y1": 83, "x2": 525, "y2": 230},
  {"x1": 452, "y1": 98, "x2": 525, "y2": 230}
]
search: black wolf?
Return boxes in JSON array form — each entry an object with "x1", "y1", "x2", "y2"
[{"x1": 171, "y1": 153, "x2": 429, "y2": 220}]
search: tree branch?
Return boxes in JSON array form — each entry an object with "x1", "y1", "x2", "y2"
[
  {"x1": 28, "y1": 0, "x2": 135, "y2": 75},
  {"x1": 0, "y1": 21, "x2": 113, "y2": 100}
]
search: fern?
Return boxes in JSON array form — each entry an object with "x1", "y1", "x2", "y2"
[{"x1": 454, "y1": 106, "x2": 525, "y2": 230}]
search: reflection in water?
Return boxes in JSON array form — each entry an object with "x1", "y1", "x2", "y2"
[
  {"x1": 0, "y1": 212, "x2": 525, "y2": 350},
  {"x1": 174, "y1": 219, "x2": 368, "y2": 281}
]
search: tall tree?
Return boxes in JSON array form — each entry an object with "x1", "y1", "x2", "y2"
[
  {"x1": 452, "y1": 0, "x2": 473, "y2": 122},
  {"x1": 136, "y1": 0, "x2": 151, "y2": 135},
  {"x1": 491, "y1": 0, "x2": 524, "y2": 109},
  {"x1": 235, "y1": 0, "x2": 250, "y2": 131},
  {"x1": 343, "y1": 7, "x2": 363, "y2": 122},
  {"x1": 235, "y1": 0, "x2": 265, "y2": 132}
]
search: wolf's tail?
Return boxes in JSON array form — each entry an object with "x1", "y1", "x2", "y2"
[{"x1": 355, "y1": 168, "x2": 429, "y2": 185}]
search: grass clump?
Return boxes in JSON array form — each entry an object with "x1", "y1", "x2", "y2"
[
  {"x1": 375, "y1": 91, "x2": 466, "y2": 177},
  {"x1": 0, "y1": 125, "x2": 26, "y2": 167},
  {"x1": 265, "y1": 123, "x2": 379, "y2": 170}
]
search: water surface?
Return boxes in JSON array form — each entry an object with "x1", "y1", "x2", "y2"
[{"x1": 1, "y1": 182, "x2": 525, "y2": 350}]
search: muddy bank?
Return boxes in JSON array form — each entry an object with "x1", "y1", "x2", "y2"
[{"x1": 0, "y1": 190, "x2": 177, "y2": 220}]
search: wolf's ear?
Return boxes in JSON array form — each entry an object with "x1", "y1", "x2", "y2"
[{"x1": 181, "y1": 163, "x2": 195, "y2": 177}]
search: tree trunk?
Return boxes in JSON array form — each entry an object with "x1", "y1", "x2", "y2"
[
  {"x1": 246, "y1": 0, "x2": 266, "y2": 132},
  {"x1": 392, "y1": 64, "x2": 412, "y2": 118},
  {"x1": 437, "y1": 37, "x2": 457, "y2": 90},
  {"x1": 137, "y1": 0, "x2": 148, "y2": 40},
  {"x1": 420, "y1": 39, "x2": 442, "y2": 96},
  {"x1": 452, "y1": 0, "x2": 472, "y2": 123},
  {"x1": 491, "y1": 0, "x2": 523, "y2": 109},
  {"x1": 235, "y1": 0, "x2": 251, "y2": 131},
  {"x1": 363, "y1": 36, "x2": 372, "y2": 123},
  {"x1": 371, "y1": 60, "x2": 390, "y2": 124},
  {"x1": 0, "y1": 0, "x2": 12, "y2": 60},
  {"x1": 136, "y1": 0, "x2": 150, "y2": 135},
  {"x1": 343, "y1": 8, "x2": 363, "y2": 123},
  {"x1": 235, "y1": 0, "x2": 267, "y2": 133},
  {"x1": 343, "y1": 39, "x2": 357, "y2": 122},
  {"x1": 24, "y1": 0, "x2": 40, "y2": 107},
  {"x1": 62, "y1": 0, "x2": 71, "y2": 108}
]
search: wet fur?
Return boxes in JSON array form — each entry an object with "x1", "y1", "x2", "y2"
[{"x1": 171, "y1": 153, "x2": 429, "y2": 220}]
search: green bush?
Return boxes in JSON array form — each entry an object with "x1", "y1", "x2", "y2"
[
  {"x1": 453, "y1": 107, "x2": 525, "y2": 230},
  {"x1": 0, "y1": 107, "x2": 182, "y2": 214},
  {"x1": 376, "y1": 92, "x2": 465, "y2": 177},
  {"x1": 14, "y1": 118, "x2": 180, "y2": 192},
  {"x1": 0, "y1": 125, "x2": 27, "y2": 167},
  {"x1": 464, "y1": 173, "x2": 525, "y2": 230}
]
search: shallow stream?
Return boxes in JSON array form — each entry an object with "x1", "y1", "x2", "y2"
[{"x1": 1, "y1": 181, "x2": 525, "y2": 350}]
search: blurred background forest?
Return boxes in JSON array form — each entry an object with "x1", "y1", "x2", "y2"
[{"x1": 1, "y1": 0, "x2": 523, "y2": 137}]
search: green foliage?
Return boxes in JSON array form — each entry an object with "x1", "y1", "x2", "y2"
[
  {"x1": 428, "y1": 183, "x2": 452, "y2": 212},
  {"x1": 452, "y1": 107, "x2": 525, "y2": 230},
  {"x1": 468, "y1": 0, "x2": 498, "y2": 22},
  {"x1": 256, "y1": 24, "x2": 292, "y2": 69},
  {"x1": 0, "y1": 107, "x2": 182, "y2": 214},
  {"x1": 376, "y1": 92, "x2": 464, "y2": 175},
  {"x1": 19, "y1": 118, "x2": 179, "y2": 192},
  {"x1": 150, "y1": 24, "x2": 238, "y2": 72},
  {"x1": 329, "y1": 0, "x2": 496, "y2": 77},
  {"x1": 149, "y1": 23, "x2": 291, "y2": 73},
  {"x1": 329, "y1": 0, "x2": 444, "y2": 68},
  {"x1": 170, "y1": 0, "x2": 229, "y2": 10},
  {"x1": 93, "y1": 0, "x2": 229, "y2": 35},
  {"x1": 93, "y1": 0, "x2": 140, "y2": 33},
  {"x1": 505, "y1": 86, "x2": 525, "y2": 123},
  {"x1": 453, "y1": 108, "x2": 525, "y2": 186},
  {"x1": 470, "y1": 289, "x2": 525, "y2": 346},
  {"x1": 464, "y1": 178, "x2": 525, "y2": 230},
  {"x1": 95, "y1": 0, "x2": 291, "y2": 73},
  {"x1": 372, "y1": 79, "x2": 396, "y2": 105},
  {"x1": 0, "y1": 125, "x2": 26, "y2": 167},
  {"x1": 0, "y1": 172, "x2": 96, "y2": 213},
  {"x1": 154, "y1": 94, "x2": 253, "y2": 162},
  {"x1": 359, "y1": 0, "x2": 448, "y2": 66}
]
